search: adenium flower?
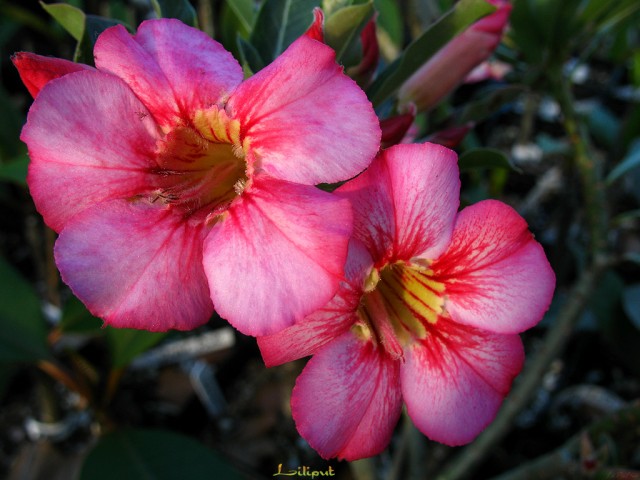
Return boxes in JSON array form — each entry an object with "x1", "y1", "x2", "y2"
[
  {"x1": 14, "y1": 19, "x2": 380, "y2": 335},
  {"x1": 259, "y1": 143, "x2": 555, "y2": 460},
  {"x1": 397, "y1": 0, "x2": 511, "y2": 112}
]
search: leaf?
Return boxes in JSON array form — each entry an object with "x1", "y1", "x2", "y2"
[
  {"x1": 0, "y1": 153, "x2": 28, "y2": 185},
  {"x1": 106, "y1": 327, "x2": 168, "y2": 368},
  {"x1": 80, "y1": 429, "x2": 245, "y2": 480},
  {"x1": 367, "y1": 0, "x2": 496, "y2": 106},
  {"x1": 606, "y1": 138, "x2": 640, "y2": 185},
  {"x1": 586, "y1": 102, "x2": 620, "y2": 149},
  {"x1": 458, "y1": 148, "x2": 518, "y2": 172},
  {"x1": 324, "y1": 2, "x2": 374, "y2": 66},
  {"x1": 40, "y1": 1, "x2": 85, "y2": 41},
  {"x1": 374, "y1": 0, "x2": 403, "y2": 49},
  {"x1": 59, "y1": 296, "x2": 103, "y2": 334},
  {"x1": 236, "y1": 35, "x2": 264, "y2": 74},
  {"x1": 250, "y1": 0, "x2": 321, "y2": 66},
  {"x1": 456, "y1": 85, "x2": 526, "y2": 125},
  {"x1": 0, "y1": 257, "x2": 51, "y2": 363},
  {"x1": 622, "y1": 284, "x2": 640, "y2": 331},
  {"x1": 75, "y1": 15, "x2": 126, "y2": 65},
  {"x1": 150, "y1": 0, "x2": 198, "y2": 28},
  {"x1": 225, "y1": 0, "x2": 255, "y2": 34},
  {"x1": 0, "y1": 84, "x2": 26, "y2": 161}
]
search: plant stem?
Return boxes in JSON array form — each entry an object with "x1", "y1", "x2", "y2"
[
  {"x1": 436, "y1": 67, "x2": 611, "y2": 480},
  {"x1": 490, "y1": 401, "x2": 640, "y2": 480},
  {"x1": 436, "y1": 255, "x2": 609, "y2": 480}
]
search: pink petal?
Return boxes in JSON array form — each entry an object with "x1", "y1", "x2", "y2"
[
  {"x1": 55, "y1": 200, "x2": 213, "y2": 331},
  {"x1": 337, "y1": 143, "x2": 460, "y2": 265},
  {"x1": 402, "y1": 317, "x2": 523, "y2": 446},
  {"x1": 203, "y1": 176, "x2": 353, "y2": 336},
  {"x1": 292, "y1": 332, "x2": 402, "y2": 460},
  {"x1": 227, "y1": 36, "x2": 380, "y2": 185},
  {"x1": 12, "y1": 52, "x2": 92, "y2": 98},
  {"x1": 304, "y1": 7, "x2": 324, "y2": 42},
  {"x1": 258, "y1": 239, "x2": 373, "y2": 366},
  {"x1": 95, "y1": 19, "x2": 242, "y2": 127},
  {"x1": 432, "y1": 200, "x2": 555, "y2": 334},
  {"x1": 22, "y1": 70, "x2": 160, "y2": 232}
]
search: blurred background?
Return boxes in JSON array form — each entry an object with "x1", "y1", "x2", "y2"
[{"x1": 1, "y1": 0, "x2": 640, "y2": 479}]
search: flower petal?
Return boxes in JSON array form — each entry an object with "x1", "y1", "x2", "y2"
[
  {"x1": 55, "y1": 200, "x2": 213, "y2": 331},
  {"x1": 203, "y1": 177, "x2": 353, "y2": 336},
  {"x1": 292, "y1": 332, "x2": 402, "y2": 460},
  {"x1": 12, "y1": 52, "x2": 92, "y2": 98},
  {"x1": 258, "y1": 239, "x2": 372, "y2": 366},
  {"x1": 432, "y1": 200, "x2": 555, "y2": 334},
  {"x1": 227, "y1": 36, "x2": 380, "y2": 185},
  {"x1": 337, "y1": 143, "x2": 460, "y2": 265},
  {"x1": 402, "y1": 318, "x2": 523, "y2": 446},
  {"x1": 22, "y1": 70, "x2": 160, "y2": 232},
  {"x1": 95, "y1": 19, "x2": 243, "y2": 127}
]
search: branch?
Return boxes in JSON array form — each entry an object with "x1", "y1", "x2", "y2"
[
  {"x1": 490, "y1": 401, "x2": 640, "y2": 480},
  {"x1": 436, "y1": 255, "x2": 610, "y2": 480}
]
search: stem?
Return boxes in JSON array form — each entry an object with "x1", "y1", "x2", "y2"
[
  {"x1": 436, "y1": 256, "x2": 609, "y2": 480},
  {"x1": 553, "y1": 72, "x2": 608, "y2": 258},
  {"x1": 436, "y1": 66, "x2": 611, "y2": 480},
  {"x1": 490, "y1": 401, "x2": 640, "y2": 480}
]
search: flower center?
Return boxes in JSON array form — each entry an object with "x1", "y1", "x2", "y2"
[
  {"x1": 150, "y1": 106, "x2": 248, "y2": 222},
  {"x1": 355, "y1": 262, "x2": 445, "y2": 358}
]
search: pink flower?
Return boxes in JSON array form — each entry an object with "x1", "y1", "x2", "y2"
[
  {"x1": 15, "y1": 19, "x2": 380, "y2": 335},
  {"x1": 397, "y1": 0, "x2": 511, "y2": 112},
  {"x1": 259, "y1": 143, "x2": 555, "y2": 460}
]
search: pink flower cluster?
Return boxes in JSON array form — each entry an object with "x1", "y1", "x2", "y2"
[{"x1": 15, "y1": 10, "x2": 554, "y2": 461}]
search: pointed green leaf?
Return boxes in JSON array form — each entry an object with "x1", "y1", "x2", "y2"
[
  {"x1": 324, "y1": 1, "x2": 374, "y2": 66},
  {"x1": 458, "y1": 148, "x2": 518, "y2": 172},
  {"x1": 0, "y1": 257, "x2": 51, "y2": 364},
  {"x1": 367, "y1": 0, "x2": 496, "y2": 106},
  {"x1": 236, "y1": 35, "x2": 264, "y2": 74},
  {"x1": 40, "y1": 1, "x2": 85, "y2": 41},
  {"x1": 250, "y1": 0, "x2": 320, "y2": 66},
  {"x1": 225, "y1": 0, "x2": 255, "y2": 34},
  {"x1": 106, "y1": 327, "x2": 167, "y2": 368},
  {"x1": 150, "y1": 0, "x2": 198, "y2": 28},
  {"x1": 606, "y1": 138, "x2": 640, "y2": 185},
  {"x1": 80, "y1": 429, "x2": 245, "y2": 480}
]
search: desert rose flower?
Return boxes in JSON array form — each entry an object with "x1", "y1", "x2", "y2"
[
  {"x1": 14, "y1": 19, "x2": 380, "y2": 335},
  {"x1": 259, "y1": 143, "x2": 555, "y2": 460},
  {"x1": 397, "y1": 0, "x2": 511, "y2": 112}
]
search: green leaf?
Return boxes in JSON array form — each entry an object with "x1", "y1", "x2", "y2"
[
  {"x1": 224, "y1": 0, "x2": 255, "y2": 34},
  {"x1": 374, "y1": 0, "x2": 403, "y2": 48},
  {"x1": 586, "y1": 102, "x2": 619, "y2": 149},
  {"x1": 456, "y1": 85, "x2": 526, "y2": 125},
  {"x1": 324, "y1": 1, "x2": 374, "y2": 66},
  {"x1": 80, "y1": 429, "x2": 245, "y2": 480},
  {"x1": 236, "y1": 35, "x2": 264, "y2": 74},
  {"x1": 150, "y1": 0, "x2": 198, "y2": 28},
  {"x1": 458, "y1": 148, "x2": 518, "y2": 172},
  {"x1": 59, "y1": 296, "x2": 102, "y2": 334},
  {"x1": 106, "y1": 327, "x2": 167, "y2": 368},
  {"x1": 0, "y1": 257, "x2": 51, "y2": 364},
  {"x1": 367, "y1": 0, "x2": 496, "y2": 106},
  {"x1": 622, "y1": 284, "x2": 640, "y2": 331},
  {"x1": 250, "y1": 0, "x2": 320, "y2": 66},
  {"x1": 40, "y1": 1, "x2": 85, "y2": 41},
  {"x1": 0, "y1": 84, "x2": 26, "y2": 161},
  {"x1": 75, "y1": 15, "x2": 126, "y2": 65},
  {"x1": 0, "y1": 154, "x2": 28, "y2": 185},
  {"x1": 606, "y1": 138, "x2": 640, "y2": 185}
]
